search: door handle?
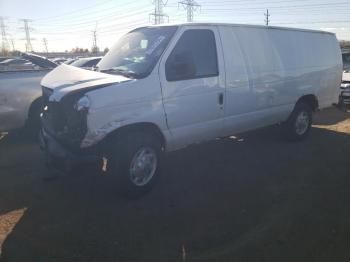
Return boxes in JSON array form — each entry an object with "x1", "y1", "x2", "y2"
[{"x1": 218, "y1": 93, "x2": 224, "y2": 105}]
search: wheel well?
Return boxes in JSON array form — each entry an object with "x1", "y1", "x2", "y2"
[
  {"x1": 105, "y1": 122, "x2": 166, "y2": 150},
  {"x1": 297, "y1": 95, "x2": 318, "y2": 111}
]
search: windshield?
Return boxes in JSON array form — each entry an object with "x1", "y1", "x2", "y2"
[{"x1": 97, "y1": 26, "x2": 178, "y2": 78}]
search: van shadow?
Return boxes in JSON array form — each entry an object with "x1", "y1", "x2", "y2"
[
  {"x1": 1, "y1": 124, "x2": 350, "y2": 262},
  {"x1": 313, "y1": 107, "x2": 350, "y2": 125}
]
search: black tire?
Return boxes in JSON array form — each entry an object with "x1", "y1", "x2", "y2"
[
  {"x1": 108, "y1": 131, "x2": 162, "y2": 198},
  {"x1": 283, "y1": 102, "x2": 313, "y2": 141}
]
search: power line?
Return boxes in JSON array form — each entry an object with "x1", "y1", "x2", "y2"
[
  {"x1": 33, "y1": 7, "x2": 151, "y2": 29},
  {"x1": 19, "y1": 19, "x2": 35, "y2": 52},
  {"x1": 149, "y1": 0, "x2": 169, "y2": 25},
  {"x1": 34, "y1": 3, "x2": 150, "y2": 26},
  {"x1": 201, "y1": 0, "x2": 349, "y2": 6},
  {"x1": 35, "y1": 17, "x2": 149, "y2": 36},
  {"x1": 179, "y1": 0, "x2": 201, "y2": 22},
  {"x1": 202, "y1": 2, "x2": 350, "y2": 12},
  {"x1": 35, "y1": 0, "x2": 115, "y2": 21},
  {"x1": 264, "y1": 9, "x2": 270, "y2": 26}
]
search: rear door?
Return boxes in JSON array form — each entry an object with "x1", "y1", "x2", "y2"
[{"x1": 159, "y1": 25, "x2": 226, "y2": 149}]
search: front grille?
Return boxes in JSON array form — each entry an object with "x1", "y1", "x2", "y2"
[{"x1": 41, "y1": 86, "x2": 88, "y2": 149}]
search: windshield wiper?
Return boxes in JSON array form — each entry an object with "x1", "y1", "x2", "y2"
[{"x1": 100, "y1": 67, "x2": 138, "y2": 78}]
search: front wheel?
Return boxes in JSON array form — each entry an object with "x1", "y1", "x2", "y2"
[
  {"x1": 283, "y1": 102, "x2": 313, "y2": 141},
  {"x1": 108, "y1": 132, "x2": 162, "y2": 198}
]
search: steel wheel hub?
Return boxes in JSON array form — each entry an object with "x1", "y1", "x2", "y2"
[
  {"x1": 129, "y1": 147, "x2": 157, "y2": 186},
  {"x1": 295, "y1": 111, "x2": 309, "y2": 135}
]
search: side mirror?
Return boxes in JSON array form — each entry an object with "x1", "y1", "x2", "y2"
[{"x1": 166, "y1": 51, "x2": 196, "y2": 81}]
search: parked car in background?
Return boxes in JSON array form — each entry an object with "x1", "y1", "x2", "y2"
[
  {"x1": 40, "y1": 23, "x2": 342, "y2": 197},
  {"x1": 51, "y1": 58, "x2": 68, "y2": 64},
  {"x1": 0, "y1": 57, "x2": 9, "y2": 62},
  {"x1": 340, "y1": 71, "x2": 350, "y2": 105},
  {"x1": 0, "y1": 53, "x2": 57, "y2": 135},
  {"x1": 64, "y1": 58, "x2": 78, "y2": 65},
  {"x1": 0, "y1": 58, "x2": 36, "y2": 71},
  {"x1": 70, "y1": 56, "x2": 102, "y2": 69}
]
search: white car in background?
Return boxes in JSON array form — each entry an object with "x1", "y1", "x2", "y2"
[
  {"x1": 0, "y1": 53, "x2": 57, "y2": 135},
  {"x1": 340, "y1": 71, "x2": 350, "y2": 104},
  {"x1": 0, "y1": 58, "x2": 36, "y2": 71},
  {"x1": 0, "y1": 53, "x2": 105, "y2": 135}
]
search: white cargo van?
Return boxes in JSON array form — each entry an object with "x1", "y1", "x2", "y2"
[{"x1": 39, "y1": 23, "x2": 342, "y2": 197}]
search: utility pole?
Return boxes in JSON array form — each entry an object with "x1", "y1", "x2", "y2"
[
  {"x1": 19, "y1": 19, "x2": 34, "y2": 52},
  {"x1": 264, "y1": 9, "x2": 270, "y2": 26},
  {"x1": 91, "y1": 22, "x2": 98, "y2": 54},
  {"x1": 179, "y1": 0, "x2": 200, "y2": 22},
  {"x1": 149, "y1": 0, "x2": 168, "y2": 25},
  {"x1": 43, "y1": 38, "x2": 48, "y2": 53},
  {"x1": 0, "y1": 17, "x2": 9, "y2": 55}
]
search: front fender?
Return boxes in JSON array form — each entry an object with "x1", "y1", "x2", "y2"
[{"x1": 81, "y1": 101, "x2": 168, "y2": 148}]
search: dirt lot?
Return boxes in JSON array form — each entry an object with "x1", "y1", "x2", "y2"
[{"x1": 1, "y1": 107, "x2": 350, "y2": 262}]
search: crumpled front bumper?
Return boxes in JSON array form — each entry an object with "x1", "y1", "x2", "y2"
[{"x1": 39, "y1": 128, "x2": 98, "y2": 173}]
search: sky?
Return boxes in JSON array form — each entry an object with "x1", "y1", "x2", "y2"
[{"x1": 0, "y1": 0, "x2": 350, "y2": 52}]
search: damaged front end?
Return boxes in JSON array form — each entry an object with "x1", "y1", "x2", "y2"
[
  {"x1": 40, "y1": 87, "x2": 100, "y2": 172},
  {"x1": 39, "y1": 64, "x2": 131, "y2": 172},
  {"x1": 41, "y1": 86, "x2": 89, "y2": 150}
]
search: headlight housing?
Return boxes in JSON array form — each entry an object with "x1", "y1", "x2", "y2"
[{"x1": 75, "y1": 96, "x2": 91, "y2": 112}]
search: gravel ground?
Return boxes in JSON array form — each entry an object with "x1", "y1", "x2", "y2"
[{"x1": 1, "y1": 107, "x2": 350, "y2": 262}]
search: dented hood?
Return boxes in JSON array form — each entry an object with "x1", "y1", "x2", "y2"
[{"x1": 41, "y1": 63, "x2": 131, "y2": 101}]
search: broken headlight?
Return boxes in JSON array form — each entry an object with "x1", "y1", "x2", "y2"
[{"x1": 74, "y1": 96, "x2": 91, "y2": 112}]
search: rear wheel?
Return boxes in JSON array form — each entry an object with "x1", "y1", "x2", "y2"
[
  {"x1": 283, "y1": 102, "x2": 312, "y2": 141},
  {"x1": 108, "y1": 132, "x2": 162, "y2": 198}
]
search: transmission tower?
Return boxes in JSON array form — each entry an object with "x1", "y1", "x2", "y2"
[
  {"x1": 0, "y1": 17, "x2": 9, "y2": 54},
  {"x1": 91, "y1": 22, "x2": 98, "y2": 54},
  {"x1": 179, "y1": 0, "x2": 200, "y2": 22},
  {"x1": 10, "y1": 39, "x2": 15, "y2": 51},
  {"x1": 43, "y1": 38, "x2": 48, "y2": 53},
  {"x1": 149, "y1": 0, "x2": 168, "y2": 25},
  {"x1": 264, "y1": 9, "x2": 270, "y2": 26},
  {"x1": 19, "y1": 19, "x2": 34, "y2": 52}
]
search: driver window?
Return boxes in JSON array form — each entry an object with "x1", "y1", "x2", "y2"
[{"x1": 165, "y1": 29, "x2": 219, "y2": 82}]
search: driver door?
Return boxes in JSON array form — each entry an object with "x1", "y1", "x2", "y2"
[{"x1": 159, "y1": 26, "x2": 226, "y2": 150}]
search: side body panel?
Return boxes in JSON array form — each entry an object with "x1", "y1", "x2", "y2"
[
  {"x1": 220, "y1": 25, "x2": 342, "y2": 139},
  {"x1": 265, "y1": 29, "x2": 342, "y2": 111},
  {"x1": 232, "y1": 26, "x2": 295, "y2": 127},
  {"x1": 0, "y1": 70, "x2": 46, "y2": 132}
]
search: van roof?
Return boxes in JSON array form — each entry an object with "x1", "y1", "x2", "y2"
[{"x1": 146, "y1": 22, "x2": 335, "y2": 36}]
